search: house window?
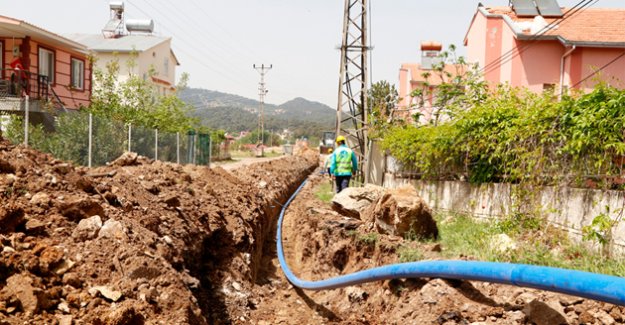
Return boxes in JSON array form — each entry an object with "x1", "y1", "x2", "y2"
[
  {"x1": 163, "y1": 57, "x2": 169, "y2": 74},
  {"x1": 543, "y1": 83, "x2": 555, "y2": 92},
  {"x1": 71, "y1": 58, "x2": 84, "y2": 90},
  {"x1": 38, "y1": 47, "x2": 55, "y2": 84}
]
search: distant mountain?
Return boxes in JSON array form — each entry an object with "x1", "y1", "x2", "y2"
[{"x1": 179, "y1": 88, "x2": 336, "y2": 140}]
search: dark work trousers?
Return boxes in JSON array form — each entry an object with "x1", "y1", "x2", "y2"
[{"x1": 335, "y1": 175, "x2": 351, "y2": 193}]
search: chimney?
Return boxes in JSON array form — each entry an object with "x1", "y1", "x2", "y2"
[{"x1": 421, "y1": 41, "x2": 443, "y2": 70}]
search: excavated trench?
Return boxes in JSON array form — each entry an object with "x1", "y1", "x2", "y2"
[
  {"x1": 3, "y1": 138, "x2": 625, "y2": 324},
  {"x1": 0, "y1": 138, "x2": 318, "y2": 324}
]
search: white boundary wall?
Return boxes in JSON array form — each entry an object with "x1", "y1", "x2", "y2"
[{"x1": 382, "y1": 176, "x2": 625, "y2": 249}]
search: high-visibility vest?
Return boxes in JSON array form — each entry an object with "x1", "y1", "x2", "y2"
[
  {"x1": 324, "y1": 155, "x2": 332, "y2": 169},
  {"x1": 333, "y1": 145, "x2": 355, "y2": 176}
]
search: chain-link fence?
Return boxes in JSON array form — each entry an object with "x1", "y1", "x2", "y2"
[{"x1": 1, "y1": 106, "x2": 224, "y2": 168}]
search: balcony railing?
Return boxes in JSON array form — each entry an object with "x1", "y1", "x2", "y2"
[{"x1": 0, "y1": 68, "x2": 64, "y2": 110}]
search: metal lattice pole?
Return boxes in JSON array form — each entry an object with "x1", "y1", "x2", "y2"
[
  {"x1": 336, "y1": 0, "x2": 370, "y2": 184},
  {"x1": 253, "y1": 64, "x2": 272, "y2": 157}
]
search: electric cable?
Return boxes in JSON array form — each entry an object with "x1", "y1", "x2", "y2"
[
  {"x1": 571, "y1": 50, "x2": 625, "y2": 88},
  {"x1": 480, "y1": 0, "x2": 598, "y2": 76},
  {"x1": 480, "y1": 0, "x2": 595, "y2": 74},
  {"x1": 125, "y1": 0, "x2": 248, "y2": 87}
]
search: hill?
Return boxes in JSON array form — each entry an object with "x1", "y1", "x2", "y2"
[{"x1": 178, "y1": 88, "x2": 336, "y2": 140}]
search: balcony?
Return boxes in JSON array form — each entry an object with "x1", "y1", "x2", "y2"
[{"x1": 0, "y1": 68, "x2": 64, "y2": 112}]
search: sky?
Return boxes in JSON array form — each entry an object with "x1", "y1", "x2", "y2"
[{"x1": 1, "y1": 0, "x2": 624, "y2": 107}]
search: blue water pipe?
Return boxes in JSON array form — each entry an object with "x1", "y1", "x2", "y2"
[{"x1": 276, "y1": 180, "x2": 625, "y2": 306}]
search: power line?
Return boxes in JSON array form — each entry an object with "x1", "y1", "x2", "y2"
[
  {"x1": 147, "y1": 0, "x2": 259, "y2": 66},
  {"x1": 480, "y1": 0, "x2": 594, "y2": 74},
  {"x1": 126, "y1": 0, "x2": 249, "y2": 80},
  {"x1": 186, "y1": 0, "x2": 262, "y2": 62},
  {"x1": 480, "y1": 0, "x2": 598, "y2": 76},
  {"x1": 571, "y1": 50, "x2": 625, "y2": 88},
  {"x1": 153, "y1": 0, "x2": 322, "y2": 103}
]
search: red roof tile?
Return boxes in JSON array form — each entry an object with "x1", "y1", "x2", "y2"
[{"x1": 485, "y1": 7, "x2": 625, "y2": 45}]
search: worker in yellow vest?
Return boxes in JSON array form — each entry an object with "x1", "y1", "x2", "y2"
[
  {"x1": 329, "y1": 135, "x2": 358, "y2": 193},
  {"x1": 323, "y1": 148, "x2": 333, "y2": 176}
]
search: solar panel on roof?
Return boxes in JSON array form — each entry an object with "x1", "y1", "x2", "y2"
[
  {"x1": 102, "y1": 19, "x2": 122, "y2": 33},
  {"x1": 535, "y1": 0, "x2": 564, "y2": 17},
  {"x1": 511, "y1": 0, "x2": 540, "y2": 16}
]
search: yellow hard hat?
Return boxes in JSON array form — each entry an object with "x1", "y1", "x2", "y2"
[{"x1": 336, "y1": 135, "x2": 346, "y2": 143}]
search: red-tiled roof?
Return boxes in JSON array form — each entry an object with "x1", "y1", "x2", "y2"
[
  {"x1": 485, "y1": 7, "x2": 625, "y2": 45},
  {"x1": 0, "y1": 15, "x2": 87, "y2": 52}
]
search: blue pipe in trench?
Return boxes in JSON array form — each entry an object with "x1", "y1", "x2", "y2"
[{"x1": 277, "y1": 180, "x2": 625, "y2": 306}]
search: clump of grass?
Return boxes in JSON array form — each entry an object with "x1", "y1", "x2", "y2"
[
  {"x1": 314, "y1": 182, "x2": 334, "y2": 202},
  {"x1": 347, "y1": 230, "x2": 379, "y2": 247},
  {"x1": 436, "y1": 213, "x2": 497, "y2": 260},
  {"x1": 397, "y1": 245, "x2": 423, "y2": 263},
  {"x1": 436, "y1": 212, "x2": 625, "y2": 277}
]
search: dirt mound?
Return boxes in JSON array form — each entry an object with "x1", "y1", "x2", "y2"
[
  {"x1": 0, "y1": 139, "x2": 317, "y2": 324},
  {"x1": 367, "y1": 185, "x2": 438, "y2": 239},
  {"x1": 332, "y1": 184, "x2": 438, "y2": 239}
]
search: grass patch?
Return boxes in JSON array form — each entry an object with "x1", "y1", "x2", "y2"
[
  {"x1": 347, "y1": 230, "x2": 379, "y2": 247},
  {"x1": 397, "y1": 245, "x2": 424, "y2": 263},
  {"x1": 436, "y1": 213, "x2": 625, "y2": 277},
  {"x1": 314, "y1": 182, "x2": 334, "y2": 202}
]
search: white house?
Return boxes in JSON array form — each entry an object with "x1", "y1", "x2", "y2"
[{"x1": 66, "y1": 2, "x2": 179, "y2": 96}]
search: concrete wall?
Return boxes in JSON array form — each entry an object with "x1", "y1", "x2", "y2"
[
  {"x1": 368, "y1": 141, "x2": 385, "y2": 186},
  {"x1": 383, "y1": 175, "x2": 625, "y2": 249},
  {"x1": 576, "y1": 47, "x2": 625, "y2": 90}
]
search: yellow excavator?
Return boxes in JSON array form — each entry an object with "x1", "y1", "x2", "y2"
[{"x1": 319, "y1": 131, "x2": 336, "y2": 154}]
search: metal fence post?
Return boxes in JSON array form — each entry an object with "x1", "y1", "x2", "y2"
[
  {"x1": 88, "y1": 113, "x2": 93, "y2": 168},
  {"x1": 176, "y1": 132, "x2": 180, "y2": 164},
  {"x1": 128, "y1": 123, "x2": 132, "y2": 152},
  {"x1": 155, "y1": 129, "x2": 158, "y2": 161},
  {"x1": 24, "y1": 95, "x2": 29, "y2": 146}
]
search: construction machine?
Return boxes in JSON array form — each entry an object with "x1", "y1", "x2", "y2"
[{"x1": 319, "y1": 131, "x2": 336, "y2": 154}]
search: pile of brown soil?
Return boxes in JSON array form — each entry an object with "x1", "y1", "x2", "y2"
[{"x1": 0, "y1": 139, "x2": 317, "y2": 324}]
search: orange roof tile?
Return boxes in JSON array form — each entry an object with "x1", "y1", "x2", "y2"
[{"x1": 485, "y1": 7, "x2": 625, "y2": 45}]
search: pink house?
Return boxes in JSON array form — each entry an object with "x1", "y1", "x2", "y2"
[
  {"x1": 464, "y1": 4, "x2": 625, "y2": 95},
  {"x1": 0, "y1": 15, "x2": 92, "y2": 111},
  {"x1": 398, "y1": 42, "x2": 466, "y2": 123}
]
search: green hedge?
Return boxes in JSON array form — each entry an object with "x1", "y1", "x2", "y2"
[{"x1": 381, "y1": 84, "x2": 625, "y2": 186}]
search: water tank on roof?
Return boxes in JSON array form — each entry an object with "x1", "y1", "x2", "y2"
[
  {"x1": 126, "y1": 19, "x2": 154, "y2": 33},
  {"x1": 421, "y1": 41, "x2": 442, "y2": 52},
  {"x1": 420, "y1": 41, "x2": 443, "y2": 70}
]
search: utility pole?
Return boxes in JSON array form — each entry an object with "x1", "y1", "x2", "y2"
[
  {"x1": 336, "y1": 0, "x2": 370, "y2": 184},
  {"x1": 253, "y1": 64, "x2": 272, "y2": 157}
]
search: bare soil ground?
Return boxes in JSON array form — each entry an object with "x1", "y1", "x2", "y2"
[{"x1": 2, "y1": 137, "x2": 624, "y2": 324}]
